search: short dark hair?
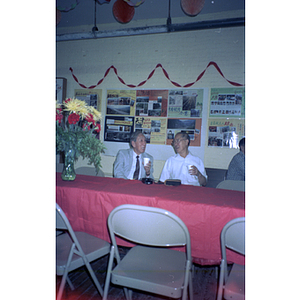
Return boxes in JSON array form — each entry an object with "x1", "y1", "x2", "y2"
[
  {"x1": 129, "y1": 131, "x2": 144, "y2": 148},
  {"x1": 239, "y1": 137, "x2": 245, "y2": 149},
  {"x1": 175, "y1": 132, "x2": 190, "y2": 146}
]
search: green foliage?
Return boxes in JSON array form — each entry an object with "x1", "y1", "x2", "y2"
[
  {"x1": 56, "y1": 97, "x2": 106, "y2": 175},
  {"x1": 56, "y1": 122, "x2": 106, "y2": 174}
]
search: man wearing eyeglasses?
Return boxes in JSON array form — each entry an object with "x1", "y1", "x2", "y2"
[{"x1": 159, "y1": 132, "x2": 207, "y2": 186}]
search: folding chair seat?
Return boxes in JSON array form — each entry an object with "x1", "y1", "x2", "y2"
[
  {"x1": 103, "y1": 204, "x2": 193, "y2": 300},
  {"x1": 56, "y1": 204, "x2": 110, "y2": 300},
  {"x1": 217, "y1": 217, "x2": 245, "y2": 300}
]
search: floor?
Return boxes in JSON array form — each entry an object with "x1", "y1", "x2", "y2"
[{"x1": 56, "y1": 246, "x2": 220, "y2": 300}]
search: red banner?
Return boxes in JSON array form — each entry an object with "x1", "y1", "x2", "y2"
[{"x1": 69, "y1": 61, "x2": 244, "y2": 89}]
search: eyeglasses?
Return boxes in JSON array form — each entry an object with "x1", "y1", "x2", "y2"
[{"x1": 173, "y1": 138, "x2": 186, "y2": 144}]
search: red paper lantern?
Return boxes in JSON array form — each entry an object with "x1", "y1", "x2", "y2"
[
  {"x1": 113, "y1": 0, "x2": 135, "y2": 24},
  {"x1": 181, "y1": 0, "x2": 205, "y2": 17}
]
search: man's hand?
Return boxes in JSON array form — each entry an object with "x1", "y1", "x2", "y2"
[{"x1": 189, "y1": 166, "x2": 206, "y2": 186}]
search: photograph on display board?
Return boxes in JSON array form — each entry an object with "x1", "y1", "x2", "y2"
[
  {"x1": 106, "y1": 90, "x2": 136, "y2": 116},
  {"x1": 135, "y1": 117, "x2": 167, "y2": 144},
  {"x1": 104, "y1": 116, "x2": 134, "y2": 143},
  {"x1": 135, "y1": 90, "x2": 168, "y2": 117},
  {"x1": 209, "y1": 87, "x2": 245, "y2": 118},
  {"x1": 168, "y1": 89, "x2": 203, "y2": 118},
  {"x1": 74, "y1": 89, "x2": 102, "y2": 111},
  {"x1": 207, "y1": 118, "x2": 245, "y2": 148},
  {"x1": 166, "y1": 118, "x2": 202, "y2": 147}
]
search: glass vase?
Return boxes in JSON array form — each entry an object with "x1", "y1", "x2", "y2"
[{"x1": 61, "y1": 148, "x2": 76, "y2": 181}]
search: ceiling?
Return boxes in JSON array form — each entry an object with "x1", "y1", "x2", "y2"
[{"x1": 56, "y1": 0, "x2": 245, "y2": 30}]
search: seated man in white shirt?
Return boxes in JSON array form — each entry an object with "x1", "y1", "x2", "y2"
[
  {"x1": 159, "y1": 132, "x2": 207, "y2": 186},
  {"x1": 113, "y1": 131, "x2": 153, "y2": 180}
]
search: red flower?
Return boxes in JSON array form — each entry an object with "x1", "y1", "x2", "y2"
[
  {"x1": 94, "y1": 123, "x2": 101, "y2": 133},
  {"x1": 56, "y1": 113, "x2": 63, "y2": 124},
  {"x1": 85, "y1": 113, "x2": 96, "y2": 126},
  {"x1": 82, "y1": 123, "x2": 90, "y2": 131},
  {"x1": 56, "y1": 108, "x2": 63, "y2": 123},
  {"x1": 64, "y1": 98, "x2": 72, "y2": 104},
  {"x1": 68, "y1": 113, "x2": 80, "y2": 125}
]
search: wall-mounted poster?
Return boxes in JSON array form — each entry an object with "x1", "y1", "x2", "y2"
[
  {"x1": 166, "y1": 118, "x2": 202, "y2": 147},
  {"x1": 168, "y1": 89, "x2": 203, "y2": 118},
  {"x1": 135, "y1": 117, "x2": 167, "y2": 144},
  {"x1": 104, "y1": 116, "x2": 134, "y2": 143},
  {"x1": 135, "y1": 90, "x2": 168, "y2": 117},
  {"x1": 74, "y1": 89, "x2": 102, "y2": 112},
  {"x1": 209, "y1": 87, "x2": 245, "y2": 118},
  {"x1": 56, "y1": 77, "x2": 67, "y2": 103},
  {"x1": 106, "y1": 90, "x2": 136, "y2": 116},
  {"x1": 207, "y1": 118, "x2": 245, "y2": 148}
]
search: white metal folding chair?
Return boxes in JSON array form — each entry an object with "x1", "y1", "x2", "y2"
[
  {"x1": 103, "y1": 204, "x2": 193, "y2": 300},
  {"x1": 56, "y1": 204, "x2": 110, "y2": 300},
  {"x1": 216, "y1": 180, "x2": 245, "y2": 192},
  {"x1": 217, "y1": 217, "x2": 245, "y2": 300}
]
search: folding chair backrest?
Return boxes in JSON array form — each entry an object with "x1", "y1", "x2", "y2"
[
  {"x1": 221, "y1": 217, "x2": 245, "y2": 257},
  {"x1": 56, "y1": 204, "x2": 79, "y2": 247},
  {"x1": 56, "y1": 204, "x2": 88, "y2": 266},
  {"x1": 56, "y1": 204, "x2": 71, "y2": 231},
  {"x1": 108, "y1": 204, "x2": 191, "y2": 252},
  {"x1": 216, "y1": 180, "x2": 245, "y2": 192}
]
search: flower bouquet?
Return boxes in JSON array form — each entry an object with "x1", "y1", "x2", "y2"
[{"x1": 56, "y1": 98, "x2": 106, "y2": 180}]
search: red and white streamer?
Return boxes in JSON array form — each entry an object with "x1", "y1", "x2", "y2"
[{"x1": 69, "y1": 61, "x2": 244, "y2": 89}]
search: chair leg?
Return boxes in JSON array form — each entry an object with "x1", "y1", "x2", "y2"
[
  {"x1": 66, "y1": 275, "x2": 74, "y2": 290},
  {"x1": 217, "y1": 260, "x2": 225, "y2": 300},
  {"x1": 83, "y1": 255, "x2": 104, "y2": 297},
  {"x1": 182, "y1": 261, "x2": 192, "y2": 300},
  {"x1": 103, "y1": 246, "x2": 115, "y2": 300},
  {"x1": 188, "y1": 270, "x2": 194, "y2": 300},
  {"x1": 128, "y1": 289, "x2": 133, "y2": 300},
  {"x1": 57, "y1": 243, "x2": 76, "y2": 300},
  {"x1": 123, "y1": 287, "x2": 132, "y2": 300}
]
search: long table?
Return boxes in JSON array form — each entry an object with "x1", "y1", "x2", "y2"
[{"x1": 56, "y1": 173, "x2": 245, "y2": 265}]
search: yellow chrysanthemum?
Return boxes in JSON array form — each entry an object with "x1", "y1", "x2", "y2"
[
  {"x1": 64, "y1": 98, "x2": 89, "y2": 117},
  {"x1": 88, "y1": 106, "x2": 102, "y2": 122}
]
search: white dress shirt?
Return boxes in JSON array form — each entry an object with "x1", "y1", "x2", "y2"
[{"x1": 159, "y1": 152, "x2": 207, "y2": 186}]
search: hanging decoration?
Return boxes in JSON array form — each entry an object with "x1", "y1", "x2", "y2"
[
  {"x1": 123, "y1": 0, "x2": 145, "y2": 7},
  {"x1": 181, "y1": 0, "x2": 205, "y2": 17},
  {"x1": 113, "y1": 0, "x2": 135, "y2": 23},
  {"x1": 69, "y1": 61, "x2": 244, "y2": 89},
  {"x1": 57, "y1": 0, "x2": 81, "y2": 12}
]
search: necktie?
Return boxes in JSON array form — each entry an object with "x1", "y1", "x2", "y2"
[{"x1": 133, "y1": 155, "x2": 140, "y2": 180}]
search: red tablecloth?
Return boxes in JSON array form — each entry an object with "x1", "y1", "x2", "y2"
[{"x1": 56, "y1": 174, "x2": 245, "y2": 265}]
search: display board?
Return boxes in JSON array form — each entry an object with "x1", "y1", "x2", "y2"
[
  {"x1": 71, "y1": 87, "x2": 245, "y2": 161},
  {"x1": 104, "y1": 89, "x2": 205, "y2": 147},
  {"x1": 75, "y1": 89, "x2": 102, "y2": 112},
  {"x1": 208, "y1": 87, "x2": 245, "y2": 148}
]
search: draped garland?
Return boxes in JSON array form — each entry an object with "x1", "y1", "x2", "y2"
[{"x1": 69, "y1": 61, "x2": 244, "y2": 89}]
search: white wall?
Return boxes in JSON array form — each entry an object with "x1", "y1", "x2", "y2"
[{"x1": 56, "y1": 21, "x2": 245, "y2": 178}]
